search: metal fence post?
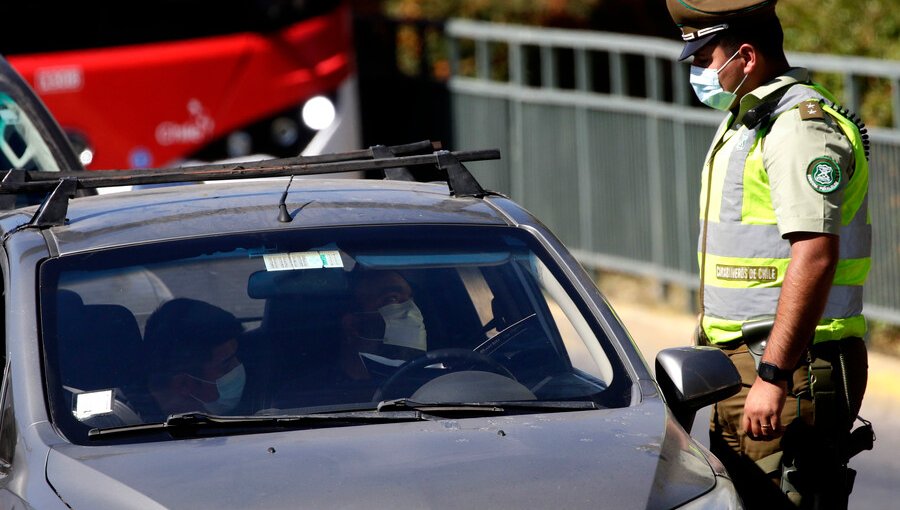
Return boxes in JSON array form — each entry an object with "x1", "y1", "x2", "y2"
[
  {"x1": 509, "y1": 41, "x2": 525, "y2": 202},
  {"x1": 892, "y1": 78, "x2": 900, "y2": 130},
  {"x1": 541, "y1": 45, "x2": 557, "y2": 89},
  {"x1": 611, "y1": 51, "x2": 627, "y2": 96},
  {"x1": 645, "y1": 56, "x2": 667, "y2": 300},
  {"x1": 576, "y1": 47, "x2": 593, "y2": 252}
]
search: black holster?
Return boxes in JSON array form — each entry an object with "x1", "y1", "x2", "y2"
[
  {"x1": 737, "y1": 321, "x2": 875, "y2": 508},
  {"x1": 741, "y1": 318, "x2": 775, "y2": 370},
  {"x1": 779, "y1": 349, "x2": 875, "y2": 509}
]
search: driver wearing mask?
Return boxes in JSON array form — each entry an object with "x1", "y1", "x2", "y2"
[
  {"x1": 144, "y1": 298, "x2": 247, "y2": 418},
  {"x1": 339, "y1": 270, "x2": 428, "y2": 381}
]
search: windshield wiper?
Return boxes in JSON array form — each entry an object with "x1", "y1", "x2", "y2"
[
  {"x1": 88, "y1": 399, "x2": 601, "y2": 440},
  {"x1": 88, "y1": 409, "x2": 428, "y2": 440},
  {"x1": 375, "y1": 398, "x2": 598, "y2": 414}
]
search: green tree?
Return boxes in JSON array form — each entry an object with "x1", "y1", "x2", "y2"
[
  {"x1": 778, "y1": 0, "x2": 900, "y2": 126},
  {"x1": 377, "y1": 0, "x2": 899, "y2": 126}
]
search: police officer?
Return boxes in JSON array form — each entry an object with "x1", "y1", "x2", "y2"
[{"x1": 665, "y1": 1, "x2": 872, "y2": 508}]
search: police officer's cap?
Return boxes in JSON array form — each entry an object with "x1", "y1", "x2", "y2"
[{"x1": 666, "y1": 0, "x2": 778, "y2": 60}]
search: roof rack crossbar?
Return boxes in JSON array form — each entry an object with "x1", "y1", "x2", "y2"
[
  {"x1": 0, "y1": 170, "x2": 24, "y2": 210},
  {"x1": 212, "y1": 140, "x2": 441, "y2": 170},
  {"x1": 373, "y1": 144, "x2": 416, "y2": 182},
  {"x1": 5, "y1": 142, "x2": 500, "y2": 228},
  {"x1": 0, "y1": 148, "x2": 499, "y2": 194},
  {"x1": 377, "y1": 140, "x2": 441, "y2": 157}
]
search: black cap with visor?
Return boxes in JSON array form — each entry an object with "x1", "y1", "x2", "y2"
[{"x1": 678, "y1": 23, "x2": 729, "y2": 61}]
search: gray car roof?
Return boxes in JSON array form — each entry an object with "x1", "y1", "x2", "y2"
[{"x1": 15, "y1": 178, "x2": 514, "y2": 256}]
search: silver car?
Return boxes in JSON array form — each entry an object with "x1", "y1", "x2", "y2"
[{"x1": 0, "y1": 57, "x2": 743, "y2": 508}]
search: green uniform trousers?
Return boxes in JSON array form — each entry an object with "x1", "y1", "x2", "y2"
[{"x1": 710, "y1": 337, "x2": 867, "y2": 509}]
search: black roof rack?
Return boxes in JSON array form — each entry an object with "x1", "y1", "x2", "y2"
[{"x1": 0, "y1": 141, "x2": 500, "y2": 228}]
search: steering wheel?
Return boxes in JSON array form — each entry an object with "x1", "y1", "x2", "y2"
[
  {"x1": 374, "y1": 348, "x2": 516, "y2": 401},
  {"x1": 474, "y1": 313, "x2": 539, "y2": 355}
]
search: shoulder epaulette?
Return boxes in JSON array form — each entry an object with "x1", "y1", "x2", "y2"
[
  {"x1": 823, "y1": 100, "x2": 870, "y2": 162},
  {"x1": 798, "y1": 99, "x2": 825, "y2": 121}
]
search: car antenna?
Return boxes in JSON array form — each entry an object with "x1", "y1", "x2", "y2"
[{"x1": 277, "y1": 175, "x2": 295, "y2": 223}]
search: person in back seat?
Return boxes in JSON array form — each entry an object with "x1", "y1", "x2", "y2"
[{"x1": 143, "y1": 298, "x2": 247, "y2": 418}]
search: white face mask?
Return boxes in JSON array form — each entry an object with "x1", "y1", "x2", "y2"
[
  {"x1": 378, "y1": 299, "x2": 427, "y2": 351},
  {"x1": 689, "y1": 49, "x2": 748, "y2": 111},
  {"x1": 191, "y1": 363, "x2": 246, "y2": 415}
]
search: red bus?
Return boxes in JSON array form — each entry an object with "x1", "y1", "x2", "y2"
[{"x1": 4, "y1": 0, "x2": 359, "y2": 169}]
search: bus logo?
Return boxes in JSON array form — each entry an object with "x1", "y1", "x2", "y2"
[
  {"x1": 155, "y1": 99, "x2": 215, "y2": 146},
  {"x1": 35, "y1": 67, "x2": 83, "y2": 94}
]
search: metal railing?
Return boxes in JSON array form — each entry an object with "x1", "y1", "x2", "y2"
[{"x1": 446, "y1": 19, "x2": 900, "y2": 325}]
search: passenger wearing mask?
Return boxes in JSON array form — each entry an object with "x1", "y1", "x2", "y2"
[
  {"x1": 144, "y1": 298, "x2": 247, "y2": 418},
  {"x1": 339, "y1": 270, "x2": 427, "y2": 381}
]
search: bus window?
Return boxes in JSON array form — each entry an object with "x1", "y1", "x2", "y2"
[{"x1": 0, "y1": 92, "x2": 61, "y2": 172}]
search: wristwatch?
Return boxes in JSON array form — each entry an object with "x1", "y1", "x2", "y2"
[{"x1": 757, "y1": 361, "x2": 792, "y2": 383}]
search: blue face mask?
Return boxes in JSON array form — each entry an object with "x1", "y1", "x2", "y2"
[
  {"x1": 689, "y1": 49, "x2": 748, "y2": 111},
  {"x1": 191, "y1": 363, "x2": 246, "y2": 415}
]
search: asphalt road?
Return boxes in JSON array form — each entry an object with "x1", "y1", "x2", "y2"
[{"x1": 608, "y1": 297, "x2": 900, "y2": 510}]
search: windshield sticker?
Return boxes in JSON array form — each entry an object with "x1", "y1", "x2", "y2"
[
  {"x1": 319, "y1": 250, "x2": 344, "y2": 268},
  {"x1": 74, "y1": 390, "x2": 114, "y2": 419},
  {"x1": 263, "y1": 250, "x2": 344, "y2": 271}
]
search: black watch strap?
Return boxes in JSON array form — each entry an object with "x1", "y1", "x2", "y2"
[{"x1": 758, "y1": 361, "x2": 792, "y2": 383}]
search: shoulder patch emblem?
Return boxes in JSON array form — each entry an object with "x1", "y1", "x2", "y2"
[
  {"x1": 799, "y1": 99, "x2": 825, "y2": 120},
  {"x1": 806, "y1": 157, "x2": 841, "y2": 193}
]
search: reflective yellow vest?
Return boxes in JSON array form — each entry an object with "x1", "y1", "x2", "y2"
[{"x1": 699, "y1": 83, "x2": 871, "y2": 345}]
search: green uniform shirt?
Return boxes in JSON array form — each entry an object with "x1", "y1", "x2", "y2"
[
  {"x1": 699, "y1": 67, "x2": 870, "y2": 344},
  {"x1": 733, "y1": 68, "x2": 854, "y2": 236}
]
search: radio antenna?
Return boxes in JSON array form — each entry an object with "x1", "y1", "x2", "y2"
[{"x1": 277, "y1": 175, "x2": 295, "y2": 223}]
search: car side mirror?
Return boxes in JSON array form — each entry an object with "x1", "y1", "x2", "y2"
[{"x1": 655, "y1": 346, "x2": 741, "y2": 431}]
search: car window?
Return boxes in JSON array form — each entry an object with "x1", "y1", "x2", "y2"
[
  {"x1": 0, "y1": 92, "x2": 61, "y2": 172},
  {"x1": 38, "y1": 225, "x2": 631, "y2": 444}
]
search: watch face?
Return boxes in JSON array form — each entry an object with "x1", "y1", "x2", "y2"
[
  {"x1": 759, "y1": 362, "x2": 789, "y2": 382},
  {"x1": 758, "y1": 362, "x2": 775, "y2": 381}
]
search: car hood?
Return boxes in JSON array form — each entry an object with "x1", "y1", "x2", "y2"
[{"x1": 46, "y1": 399, "x2": 715, "y2": 509}]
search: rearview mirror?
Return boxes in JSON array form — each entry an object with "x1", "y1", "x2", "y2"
[{"x1": 655, "y1": 346, "x2": 741, "y2": 431}]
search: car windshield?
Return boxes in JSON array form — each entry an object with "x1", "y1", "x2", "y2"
[{"x1": 40, "y1": 225, "x2": 631, "y2": 444}]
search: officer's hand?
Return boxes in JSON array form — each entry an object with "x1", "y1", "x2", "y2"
[{"x1": 742, "y1": 378, "x2": 788, "y2": 440}]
